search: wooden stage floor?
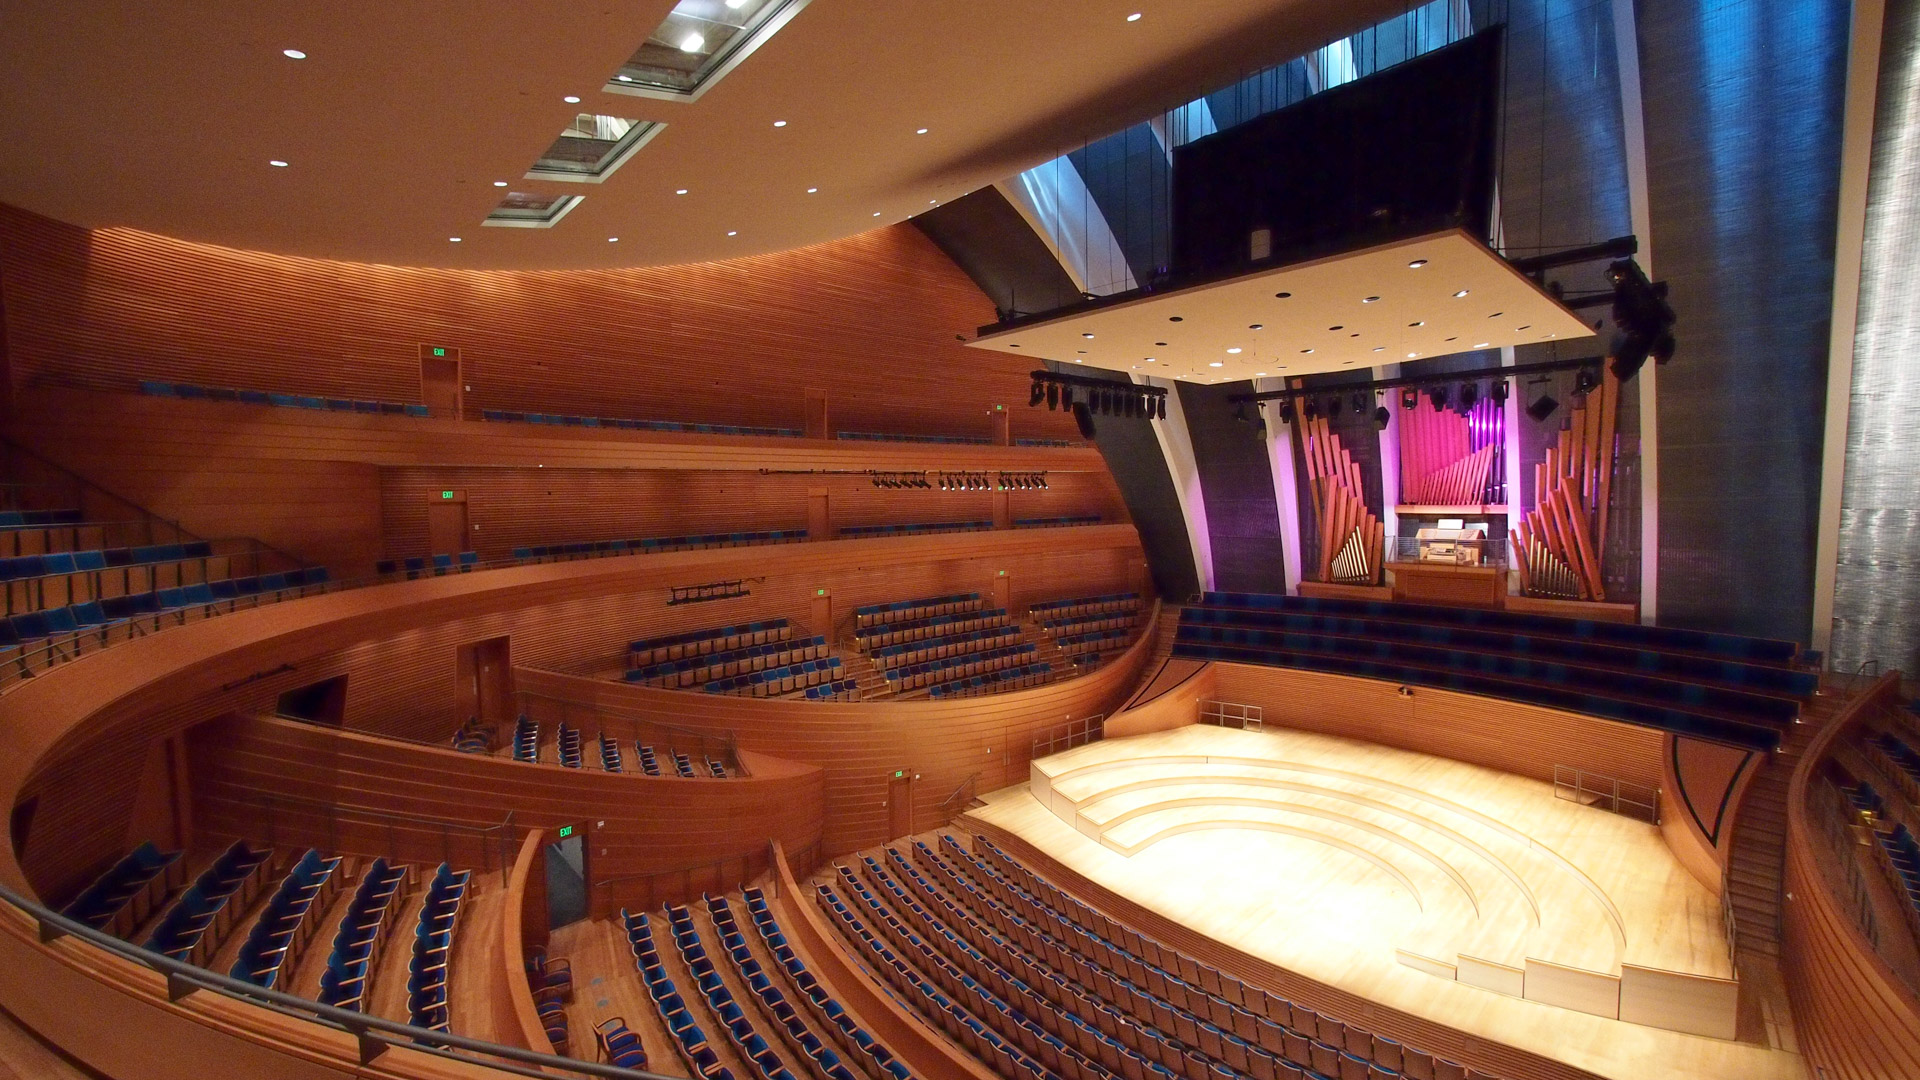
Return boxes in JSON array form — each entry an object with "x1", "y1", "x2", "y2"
[{"x1": 969, "y1": 723, "x2": 1807, "y2": 1080}]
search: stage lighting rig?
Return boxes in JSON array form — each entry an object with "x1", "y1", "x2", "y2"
[
  {"x1": 1605, "y1": 257, "x2": 1676, "y2": 382},
  {"x1": 1025, "y1": 370, "x2": 1168, "y2": 424}
]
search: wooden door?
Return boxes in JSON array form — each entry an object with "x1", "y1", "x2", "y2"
[
  {"x1": 427, "y1": 499, "x2": 468, "y2": 554},
  {"x1": 808, "y1": 488, "x2": 829, "y2": 540},
  {"x1": 810, "y1": 591, "x2": 832, "y2": 641},
  {"x1": 420, "y1": 349, "x2": 463, "y2": 419},
  {"x1": 993, "y1": 573, "x2": 1011, "y2": 614},
  {"x1": 888, "y1": 773, "x2": 914, "y2": 839},
  {"x1": 457, "y1": 637, "x2": 512, "y2": 726}
]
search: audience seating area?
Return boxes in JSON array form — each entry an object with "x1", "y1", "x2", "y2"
[
  {"x1": 666, "y1": 902, "x2": 802, "y2": 1080},
  {"x1": 481, "y1": 409, "x2": 801, "y2": 439},
  {"x1": 628, "y1": 636, "x2": 830, "y2": 688},
  {"x1": 801, "y1": 679, "x2": 861, "y2": 702},
  {"x1": 500, "y1": 715, "x2": 735, "y2": 777},
  {"x1": 2, "y1": 539, "x2": 271, "y2": 615},
  {"x1": 838, "y1": 521, "x2": 993, "y2": 540},
  {"x1": 741, "y1": 888, "x2": 914, "y2": 1080},
  {"x1": 140, "y1": 380, "x2": 430, "y2": 417},
  {"x1": 633, "y1": 620, "x2": 794, "y2": 667},
  {"x1": 927, "y1": 663, "x2": 1054, "y2": 700},
  {"x1": 1014, "y1": 516, "x2": 1103, "y2": 529},
  {"x1": 231, "y1": 849, "x2": 344, "y2": 990},
  {"x1": 144, "y1": 841, "x2": 276, "y2": 967},
  {"x1": 834, "y1": 431, "x2": 992, "y2": 445},
  {"x1": 707, "y1": 894, "x2": 868, "y2": 1080},
  {"x1": 817, "y1": 830, "x2": 1474, "y2": 1080},
  {"x1": 0, "y1": 567, "x2": 333, "y2": 659},
  {"x1": 406, "y1": 864, "x2": 472, "y2": 1032},
  {"x1": 515, "y1": 530, "x2": 808, "y2": 564},
  {"x1": 1176, "y1": 592, "x2": 1811, "y2": 752},
  {"x1": 61, "y1": 841, "x2": 186, "y2": 939},
  {"x1": 318, "y1": 858, "x2": 412, "y2": 1012},
  {"x1": 375, "y1": 552, "x2": 480, "y2": 578},
  {"x1": 624, "y1": 908, "x2": 738, "y2": 1080}
]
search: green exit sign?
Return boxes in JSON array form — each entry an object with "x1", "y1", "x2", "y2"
[
  {"x1": 432, "y1": 347, "x2": 447, "y2": 357},
  {"x1": 440, "y1": 490, "x2": 455, "y2": 499},
  {"x1": 558, "y1": 824, "x2": 573, "y2": 838},
  {"x1": 893, "y1": 769, "x2": 906, "y2": 779},
  {"x1": 816, "y1": 588, "x2": 826, "y2": 596}
]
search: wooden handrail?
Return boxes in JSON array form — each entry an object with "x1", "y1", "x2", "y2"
[{"x1": 501, "y1": 828, "x2": 548, "y2": 1057}]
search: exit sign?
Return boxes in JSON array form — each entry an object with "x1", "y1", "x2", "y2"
[
  {"x1": 893, "y1": 769, "x2": 906, "y2": 779},
  {"x1": 558, "y1": 824, "x2": 573, "y2": 838},
  {"x1": 432, "y1": 347, "x2": 447, "y2": 357},
  {"x1": 440, "y1": 490, "x2": 455, "y2": 500},
  {"x1": 816, "y1": 588, "x2": 826, "y2": 596}
]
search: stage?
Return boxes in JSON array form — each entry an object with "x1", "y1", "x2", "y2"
[{"x1": 966, "y1": 724, "x2": 1806, "y2": 1080}]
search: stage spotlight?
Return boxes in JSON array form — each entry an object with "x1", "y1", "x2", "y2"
[
  {"x1": 1351, "y1": 392, "x2": 1368, "y2": 415},
  {"x1": 1156, "y1": 395, "x2": 1167, "y2": 420},
  {"x1": 1061, "y1": 386, "x2": 1074, "y2": 409},
  {"x1": 1302, "y1": 397, "x2": 1319, "y2": 422},
  {"x1": 1029, "y1": 381, "x2": 1045, "y2": 407},
  {"x1": 1253, "y1": 408, "x2": 1268, "y2": 438},
  {"x1": 1277, "y1": 400, "x2": 1296, "y2": 423},
  {"x1": 1046, "y1": 382, "x2": 1059, "y2": 410},
  {"x1": 1490, "y1": 379, "x2": 1510, "y2": 406},
  {"x1": 1401, "y1": 388, "x2": 1419, "y2": 410},
  {"x1": 1233, "y1": 402, "x2": 1251, "y2": 425},
  {"x1": 1373, "y1": 405, "x2": 1391, "y2": 431},
  {"x1": 1072, "y1": 401, "x2": 1097, "y2": 440},
  {"x1": 1428, "y1": 385, "x2": 1449, "y2": 409},
  {"x1": 1525, "y1": 387, "x2": 1559, "y2": 423},
  {"x1": 1458, "y1": 381, "x2": 1478, "y2": 411},
  {"x1": 1575, "y1": 369, "x2": 1599, "y2": 396},
  {"x1": 1327, "y1": 395, "x2": 1343, "y2": 418}
]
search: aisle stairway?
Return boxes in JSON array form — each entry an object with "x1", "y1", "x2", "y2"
[
  {"x1": 1726, "y1": 680, "x2": 1845, "y2": 961},
  {"x1": 839, "y1": 651, "x2": 892, "y2": 700}
]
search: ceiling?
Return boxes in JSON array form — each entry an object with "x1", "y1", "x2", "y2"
[
  {"x1": 967, "y1": 231, "x2": 1599, "y2": 382},
  {"x1": 0, "y1": 0, "x2": 1409, "y2": 271}
]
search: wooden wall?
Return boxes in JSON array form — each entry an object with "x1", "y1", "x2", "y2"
[
  {"x1": 0, "y1": 202, "x2": 1074, "y2": 443},
  {"x1": 1209, "y1": 663, "x2": 1665, "y2": 792},
  {"x1": 1781, "y1": 673, "x2": 1920, "y2": 1080},
  {"x1": 3, "y1": 525, "x2": 1145, "y2": 904}
]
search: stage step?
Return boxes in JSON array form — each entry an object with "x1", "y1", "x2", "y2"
[{"x1": 1725, "y1": 693, "x2": 1837, "y2": 963}]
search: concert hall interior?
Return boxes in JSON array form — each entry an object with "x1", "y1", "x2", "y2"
[{"x1": 4, "y1": 3, "x2": 1919, "y2": 1080}]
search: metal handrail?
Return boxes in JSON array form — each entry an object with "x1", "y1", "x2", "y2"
[
  {"x1": 1031, "y1": 714, "x2": 1106, "y2": 758},
  {"x1": 0, "y1": 881, "x2": 674, "y2": 1080},
  {"x1": 1551, "y1": 765, "x2": 1659, "y2": 824},
  {"x1": 250, "y1": 793, "x2": 518, "y2": 881},
  {"x1": 937, "y1": 772, "x2": 983, "y2": 813}
]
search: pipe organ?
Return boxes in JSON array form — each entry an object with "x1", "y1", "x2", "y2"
[{"x1": 1302, "y1": 416, "x2": 1383, "y2": 586}]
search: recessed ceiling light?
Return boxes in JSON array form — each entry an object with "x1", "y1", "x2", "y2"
[
  {"x1": 727, "y1": 230, "x2": 738, "y2": 236},
  {"x1": 1373, "y1": 346, "x2": 1386, "y2": 352},
  {"x1": 1489, "y1": 311, "x2": 1504, "y2": 318},
  {"x1": 1408, "y1": 259, "x2": 1427, "y2": 268},
  {"x1": 1445, "y1": 337, "x2": 1457, "y2": 342},
  {"x1": 448, "y1": 236, "x2": 461, "y2": 243},
  {"x1": 1249, "y1": 323, "x2": 1263, "y2": 330},
  {"x1": 608, "y1": 236, "x2": 619, "y2": 242},
  {"x1": 1081, "y1": 332, "x2": 1094, "y2": 339},
  {"x1": 1329, "y1": 325, "x2": 1344, "y2": 331},
  {"x1": 773, "y1": 120, "x2": 788, "y2": 127},
  {"x1": 1008, "y1": 344, "x2": 1020, "y2": 348},
  {"x1": 1408, "y1": 352, "x2": 1419, "y2": 358},
  {"x1": 1169, "y1": 316, "x2": 1184, "y2": 322},
  {"x1": 1256, "y1": 372, "x2": 1266, "y2": 377},
  {"x1": 1226, "y1": 347, "x2": 1242, "y2": 354},
  {"x1": 1362, "y1": 296, "x2": 1380, "y2": 303},
  {"x1": 1155, "y1": 341, "x2": 1167, "y2": 346},
  {"x1": 675, "y1": 188, "x2": 689, "y2": 195},
  {"x1": 1409, "y1": 321, "x2": 1424, "y2": 327},
  {"x1": 807, "y1": 187, "x2": 818, "y2": 193},
  {"x1": 268, "y1": 159, "x2": 289, "y2": 167},
  {"x1": 1475, "y1": 342, "x2": 1489, "y2": 348},
  {"x1": 1077, "y1": 350, "x2": 1087, "y2": 354},
  {"x1": 1209, "y1": 361, "x2": 1224, "y2": 367},
  {"x1": 617, "y1": 75, "x2": 634, "y2": 82},
  {"x1": 916, "y1": 127, "x2": 929, "y2": 135},
  {"x1": 1074, "y1": 358, "x2": 1084, "y2": 363},
  {"x1": 1517, "y1": 324, "x2": 1532, "y2": 330},
  {"x1": 873, "y1": 211, "x2": 882, "y2": 216},
  {"x1": 1145, "y1": 357, "x2": 1156, "y2": 362},
  {"x1": 492, "y1": 180, "x2": 508, "y2": 187},
  {"x1": 1301, "y1": 348, "x2": 1314, "y2": 354},
  {"x1": 1127, "y1": 12, "x2": 1143, "y2": 21},
  {"x1": 680, "y1": 32, "x2": 705, "y2": 52},
  {"x1": 1275, "y1": 291, "x2": 1292, "y2": 299},
  {"x1": 282, "y1": 49, "x2": 306, "y2": 59},
  {"x1": 929, "y1": 199, "x2": 938, "y2": 204},
  {"x1": 563, "y1": 95, "x2": 581, "y2": 104},
  {"x1": 1454, "y1": 289, "x2": 1469, "y2": 298}
]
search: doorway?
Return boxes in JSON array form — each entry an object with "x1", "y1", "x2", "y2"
[
  {"x1": 544, "y1": 829, "x2": 588, "y2": 930},
  {"x1": 456, "y1": 636, "x2": 512, "y2": 728},
  {"x1": 419, "y1": 347, "x2": 463, "y2": 419},
  {"x1": 888, "y1": 771, "x2": 914, "y2": 840},
  {"x1": 426, "y1": 494, "x2": 469, "y2": 555}
]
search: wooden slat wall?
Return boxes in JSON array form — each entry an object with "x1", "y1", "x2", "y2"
[
  {"x1": 514, "y1": 622, "x2": 1154, "y2": 858},
  {"x1": 2, "y1": 526, "x2": 1146, "y2": 902},
  {"x1": 1209, "y1": 662, "x2": 1663, "y2": 791},
  {"x1": 378, "y1": 465, "x2": 1126, "y2": 562},
  {"x1": 185, "y1": 714, "x2": 824, "y2": 900},
  {"x1": 0, "y1": 202, "x2": 1076, "y2": 443},
  {"x1": 1781, "y1": 673, "x2": 1920, "y2": 1080}
]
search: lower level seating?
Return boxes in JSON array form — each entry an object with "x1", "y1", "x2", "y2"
[
  {"x1": 375, "y1": 552, "x2": 479, "y2": 578},
  {"x1": 61, "y1": 841, "x2": 184, "y2": 939},
  {"x1": 231, "y1": 849, "x2": 343, "y2": 989},
  {"x1": 740, "y1": 887, "x2": 914, "y2": 1080},
  {"x1": 624, "y1": 908, "x2": 737, "y2": 1080},
  {"x1": 406, "y1": 863, "x2": 471, "y2": 1032},
  {"x1": 144, "y1": 841, "x2": 275, "y2": 966},
  {"x1": 318, "y1": 858, "x2": 410, "y2": 1012},
  {"x1": 928, "y1": 662, "x2": 1052, "y2": 700}
]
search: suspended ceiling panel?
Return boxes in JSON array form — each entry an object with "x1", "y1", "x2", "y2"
[{"x1": 966, "y1": 230, "x2": 1598, "y2": 382}]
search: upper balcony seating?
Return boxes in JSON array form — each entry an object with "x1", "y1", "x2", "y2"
[
  {"x1": 1870, "y1": 823, "x2": 1920, "y2": 943},
  {"x1": 1013, "y1": 516, "x2": 1103, "y2": 529},
  {"x1": 1013, "y1": 437, "x2": 1079, "y2": 448},
  {"x1": 834, "y1": 431, "x2": 992, "y2": 445},
  {"x1": 1176, "y1": 592, "x2": 1806, "y2": 752},
  {"x1": 702, "y1": 657, "x2": 845, "y2": 698},
  {"x1": 627, "y1": 636, "x2": 829, "y2": 688},
  {"x1": 231, "y1": 849, "x2": 344, "y2": 990},
  {"x1": 1054, "y1": 628, "x2": 1133, "y2": 659},
  {"x1": 854, "y1": 609, "x2": 1011, "y2": 652},
  {"x1": 881, "y1": 643, "x2": 1037, "y2": 693},
  {"x1": 451, "y1": 716, "x2": 497, "y2": 754},
  {"x1": 406, "y1": 863, "x2": 471, "y2": 1032},
  {"x1": 707, "y1": 758, "x2": 729, "y2": 779},
  {"x1": 512, "y1": 715, "x2": 540, "y2": 762},
  {"x1": 600, "y1": 733, "x2": 625, "y2": 772},
  {"x1": 854, "y1": 593, "x2": 981, "y2": 630},
  {"x1": 374, "y1": 552, "x2": 480, "y2": 578},
  {"x1": 637, "y1": 744, "x2": 662, "y2": 776},
  {"x1": 706, "y1": 895, "x2": 866, "y2": 1080},
  {"x1": 0, "y1": 567, "x2": 332, "y2": 655},
  {"x1": 143, "y1": 841, "x2": 275, "y2": 967},
  {"x1": 61, "y1": 841, "x2": 186, "y2": 939},
  {"x1": 926, "y1": 662, "x2": 1052, "y2": 700},
  {"x1": 556, "y1": 724, "x2": 585, "y2": 769},
  {"x1": 317, "y1": 858, "x2": 411, "y2": 1012},
  {"x1": 482, "y1": 409, "x2": 800, "y2": 439},
  {"x1": 623, "y1": 907, "x2": 738, "y2": 1080},
  {"x1": 1038, "y1": 609, "x2": 1142, "y2": 639},
  {"x1": 838, "y1": 521, "x2": 993, "y2": 540},
  {"x1": 666, "y1": 903, "x2": 803, "y2": 1080},
  {"x1": 2, "y1": 539, "x2": 226, "y2": 612},
  {"x1": 1029, "y1": 592, "x2": 1141, "y2": 622},
  {"x1": 515, "y1": 530, "x2": 808, "y2": 565},
  {"x1": 1866, "y1": 731, "x2": 1920, "y2": 805},
  {"x1": 801, "y1": 679, "x2": 861, "y2": 702},
  {"x1": 0, "y1": 508, "x2": 84, "y2": 529},
  {"x1": 739, "y1": 887, "x2": 914, "y2": 1080},
  {"x1": 869, "y1": 626, "x2": 1022, "y2": 670},
  {"x1": 632, "y1": 620, "x2": 794, "y2": 668},
  {"x1": 141, "y1": 380, "x2": 429, "y2": 417},
  {"x1": 673, "y1": 752, "x2": 699, "y2": 779}
]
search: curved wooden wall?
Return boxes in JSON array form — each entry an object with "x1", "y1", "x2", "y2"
[
  {"x1": 1781, "y1": 671, "x2": 1920, "y2": 1080},
  {"x1": 1658, "y1": 735, "x2": 1759, "y2": 893},
  {"x1": 500, "y1": 830, "x2": 547, "y2": 1057},
  {"x1": 0, "y1": 202, "x2": 1073, "y2": 443},
  {"x1": 2, "y1": 524, "x2": 1144, "y2": 902},
  {"x1": 514, "y1": 615, "x2": 1156, "y2": 857},
  {"x1": 1207, "y1": 662, "x2": 1665, "y2": 792}
]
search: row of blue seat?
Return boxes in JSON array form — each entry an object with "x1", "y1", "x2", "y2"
[
  {"x1": 231, "y1": 849, "x2": 342, "y2": 990},
  {"x1": 626, "y1": 635, "x2": 829, "y2": 686},
  {"x1": 708, "y1": 895, "x2": 870, "y2": 1080},
  {"x1": 1030, "y1": 591, "x2": 1139, "y2": 616},
  {"x1": 1014, "y1": 516, "x2": 1103, "y2": 529},
  {"x1": 144, "y1": 841, "x2": 273, "y2": 966},
  {"x1": 814, "y1": 882, "x2": 1055, "y2": 1080},
  {"x1": 855, "y1": 607, "x2": 1010, "y2": 648},
  {"x1": 632, "y1": 619, "x2": 792, "y2": 664},
  {"x1": 1181, "y1": 603, "x2": 1816, "y2": 698},
  {"x1": 0, "y1": 566, "x2": 333, "y2": 650},
  {"x1": 943, "y1": 835, "x2": 1420, "y2": 1080},
  {"x1": 625, "y1": 908, "x2": 737, "y2": 1080},
  {"x1": 1013, "y1": 438, "x2": 1079, "y2": 448},
  {"x1": 317, "y1": 858, "x2": 410, "y2": 1012},
  {"x1": 840, "y1": 520, "x2": 992, "y2": 540},
  {"x1": 0, "y1": 541, "x2": 218, "y2": 582},
  {"x1": 702, "y1": 656, "x2": 844, "y2": 696},
  {"x1": 1201, "y1": 591, "x2": 1801, "y2": 664},
  {"x1": 927, "y1": 662, "x2": 1052, "y2": 700},
  {"x1": 62, "y1": 841, "x2": 184, "y2": 940},
  {"x1": 667, "y1": 903, "x2": 802, "y2": 1080},
  {"x1": 802, "y1": 679, "x2": 861, "y2": 702},
  {"x1": 870, "y1": 625, "x2": 1020, "y2": 665},
  {"x1": 406, "y1": 864, "x2": 470, "y2": 1032},
  {"x1": 1039, "y1": 609, "x2": 1139, "y2": 636},
  {"x1": 376, "y1": 552, "x2": 479, "y2": 576},
  {"x1": 140, "y1": 380, "x2": 429, "y2": 417},
  {"x1": 835, "y1": 431, "x2": 993, "y2": 445},
  {"x1": 556, "y1": 724, "x2": 584, "y2": 768},
  {"x1": 740, "y1": 888, "x2": 913, "y2": 1080},
  {"x1": 1870, "y1": 731, "x2": 1920, "y2": 792},
  {"x1": 0, "y1": 508, "x2": 83, "y2": 529},
  {"x1": 854, "y1": 592, "x2": 981, "y2": 623},
  {"x1": 883, "y1": 643, "x2": 1036, "y2": 689},
  {"x1": 481, "y1": 408, "x2": 802, "y2": 438},
  {"x1": 1055, "y1": 627, "x2": 1132, "y2": 656},
  {"x1": 515, "y1": 530, "x2": 808, "y2": 564},
  {"x1": 512, "y1": 715, "x2": 539, "y2": 762}
]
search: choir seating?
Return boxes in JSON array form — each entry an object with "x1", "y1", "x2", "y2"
[
  {"x1": 139, "y1": 379, "x2": 430, "y2": 417},
  {"x1": 839, "y1": 521, "x2": 994, "y2": 539},
  {"x1": 481, "y1": 408, "x2": 801, "y2": 439},
  {"x1": 515, "y1": 529, "x2": 809, "y2": 564}
]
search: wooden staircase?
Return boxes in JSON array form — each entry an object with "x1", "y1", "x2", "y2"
[
  {"x1": 838, "y1": 649, "x2": 893, "y2": 700},
  {"x1": 1725, "y1": 685, "x2": 1845, "y2": 961},
  {"x1": 1025, "y1": 621, "x2": 1071, "y2": 674},
  {"x1": 1148, "y1": 604, "x2": 1184, "y2": 666}
]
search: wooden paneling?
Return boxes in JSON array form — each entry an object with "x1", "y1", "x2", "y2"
[
  {"x1": 1, "y1": 525, "x2": 1145, "y2": 903},
  {"x1": 498, "y1": 830, "x2": 546, "y2": 1055},
  {"x1": 1782, "y1": 672, "x2": 1920, "y2": 1080},
  {"x1": 1209, "y1": 662, "x2": 1664, "y2": 791},
  {"x1": 0, "y1": 203, "x2": 1078, "y2": 444}
]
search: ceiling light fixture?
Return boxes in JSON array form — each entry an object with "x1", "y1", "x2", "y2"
[
  {"x1": 773, "y1": 120, "x2": 788, "y2": 127},
  {"x1": 675, "y1": 188, "x2": 689, "y2": 195},
  {"x1": 1454, "y1": 290, "x2": 1470, "y2": 298},
  {"x1": 608, "y1": 236, "x2": 619, "y2": 242},
  {"x1": 493, "y1": 180, "x2": 508, "y2": 187},
  {"x1": 1226, "y1": 347, "x2": 1242, "y2": 354},
  {"x1": 726, "y1": 230, "x2": 738, "y2": 236},
  {"x1": 563, "y1": 95, "x2": 581, "y2": 103},
  {"x1": 806, "y1": 187, "x2": 818, "y2": 193},
  {"x1": 617, "y1": 75, "x2": 634, "y2": 82},
  {"x1": 1250, "y1": 323, "x2": 1264, "y2": 330},
  {"x1": 916, "y1": 127, "x2": 929, "y2": 134},
  {"x1": 268, "y1": 159, "x2": 288, "y2": 167},
  {"x1": 873, "y1": 211, "x2": 882, "y2": 216},
  {"x1": 680, "y1": 32, "x2": 705, "y2": 52},
  {"x1": 1408, "y1": 259, "x2": 1428, "y2": 268},
  {"x1": 448, "y1": 236, "x2": 462, "y2": 243},
  {"x1": 1209, "y1": 361, "x2": 1224, "y2": 367},
  {"x1": 1409, "y1": 321, "x2": 1424, "y2": 327},
  {"x1": 1362, "y1": 296, "x2": 1380, "y2": 303},
  {"x1": 1474, "y1": 342, "x2": 1489, "y2": 348},
  {"x1": 1407, "y1": 352, "x2": 1419, "y2": 358},
  {"x1": 1300, "y1": 348, "x2": 1314, "y2": 354},
  {"x1": 282, "y1": 49, "x2": 306, "y2": 59},
  {"x1": 1127, "y1": 12, "x2": 1142, "y2": 21}
]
